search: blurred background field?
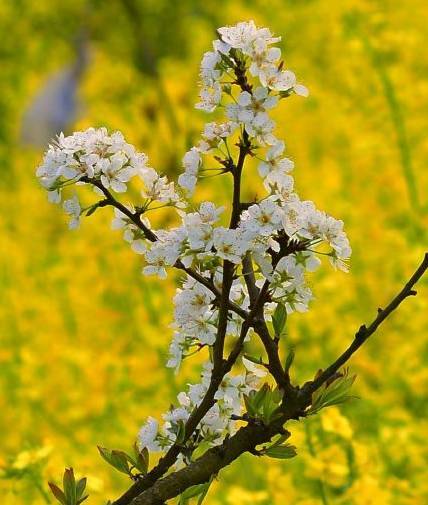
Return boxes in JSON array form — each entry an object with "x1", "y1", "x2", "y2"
[{"x1": 1, "y1": 0, "x2": 428, "y2": 503}]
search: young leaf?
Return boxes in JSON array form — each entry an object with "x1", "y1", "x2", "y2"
[
  {"x1": 284, "y1": 348, "x2": 295, "y2": 373},
  {"x1": 191, "y1": 440, "x2": 211, "y2": 461},
  {"x1": 85, "y1": 202, "x2": 101, "y2": 216},
  {"x1": 179, "y1": 483, "x2": 207, "y2": 504},
  {"x1": 252, "y1": 383, "x2": 270, "y2": 413},
  {"x1": 63, "y1": 468, "x2": 76, "y2": 505},
  {"x1": 48, "y1": 483, "x2": 67, "y2": 505},
  {"x1": 243, "y1": 392, "x2": 256, "y2": 417},
  {"x1": 175, "y1": 420, "x2": 187, "y2": 445},
  {"x1": 308, "y1": 370, "x2": 357, "y2": 415},
  {"x1": 272, "y1": 303, "x2": 287, "y2": 338},
  {"x1": 98, "y1": 446, "x2": 131, "y2": 476},
  {"x1": 265, "y1": 444, "x2": 297, "y2": 459},
  {"x1": 75, "y1": 477, "x2": 88, "y2": 503},
  {"x1": 197, "y1": 475, "x2": 214, "y2": 505},
  {"x1": 267, "y1": 433, "x2": 291, "y2": 449},
  {"x1": 98, "y1": 446, "x2": 114, "y2": 466},
  {"x1": 110, "y1": 450, "x2": 132, "y2": 476},
  {"x1": 75, "y1": 477, "x2": 87, "y2": 500},
  {"x1": 243, "y1": 354, "x2": 263, "y2": 365},
  {"x1": 133, "y1": 442, "x2": 149, "y2": 474}
]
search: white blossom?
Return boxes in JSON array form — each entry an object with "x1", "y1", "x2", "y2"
[
  {"x1": 63, "y1": 195, "x2": 81, "y2": 229},
  {"x1": 198, "y1": 122, "x2": 237, "y2": 153},
  {"x1": 244, "y1": 113, "x2": 276, "y2": 145},
  {"x1": 240, "y1": 198, "x2": 283, "y2": 237},
  {"x1": 195, "y1": 83, "x2": 222, "y2": 113},
  {"x1": 258, "y1": 141, "x2": 294, "y2": 177},
  {"x1": 37, "y1": 21, "x2": 353, "y2": 463},
  {"x1": 138, "y1": 417, "x2": 161, "y2": 452},
  {"x1": 227, "y1": 87, "x2": 278, "y2": 127},
  {"x1": 213, "y1": 228, "x2": 246, "y2": 264}
]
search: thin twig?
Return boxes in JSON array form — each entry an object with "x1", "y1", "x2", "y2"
[{"x1": 303, "y1": 253, "x2": 428, "y2": 395}]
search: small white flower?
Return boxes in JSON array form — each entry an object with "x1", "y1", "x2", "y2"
[
  {"x1": 227, "y1": 87, "x2": 277, "y2": 128},
  {"x1": 240, "y1": 198, "x2": 283, "y2": 237},
  {"x1": 258, "y1": 141, "x2": 294, "y2": 177},
  {"x1": 99, "y1": 151, "x2": 134, "y2": 193},
  {"x1": 198, "y1": 122, "x2": 237, "y2": 153},
  {"x1": 259, "y1": 67, "x2": 296, "y2": 92},
  {"x1": 63, "y1": 195, "x2": 81, "y2": 229},
  {"x1": 245, "y1": 113, "x2": 276, "y2": 145},
  {"x1": 195, "y1": 83, "x2": 222, "y2": 112},
  {"x1": 217, "y1": 21, "x2": 259, "y2": 51},
  {"x1": 218, "y1": 21, "x2": 280, "y2": 55},
  {"x1": 249, "y1": 39, "x2": 282, "y2": 77},
  {"x1": 200, "y1": 51, "x2": 221, "y2": 86},
  {"x1": 138, "y1": 417, "x2": 161, "y2": 452},
  {"x1": 213, "y1": 228, "x2": 246, "y2": 264},
  {"x1": 143, "y1": 229, "x2": 184, "y2": 279},
  {"x1": 178, "y1": 172, "x2": 197, "y2": 194},
  {"x1": 264, "y1": 172, "x2": 294, "y2": 202}
]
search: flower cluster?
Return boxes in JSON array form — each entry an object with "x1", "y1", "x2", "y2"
[
  {"x1": 196, "y1": 20, "x2": 307, "y2": 114},
  {"x1": 36, "y1": 127, "x2": 180, "y2": 229},
  {"x1": 138, "y1": 359, "x2": 265, "y2": 454},
  {"x1": 37, "y1": 20, "x2": 352, "y2": 463}
]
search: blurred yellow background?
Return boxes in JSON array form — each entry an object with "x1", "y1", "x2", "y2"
[{"x1": 1, "y1": 1, "x2": 427, "y2": 504}]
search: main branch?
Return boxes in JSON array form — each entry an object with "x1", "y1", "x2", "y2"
[{"x1": 118, "y1": 254, "x2": 427, "y2": 505}]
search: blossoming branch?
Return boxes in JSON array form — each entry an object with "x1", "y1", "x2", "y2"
[{"x1": 37, "y1": 20, "x2": 428, "y2": 505}]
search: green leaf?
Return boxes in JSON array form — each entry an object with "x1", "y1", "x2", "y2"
[
  {"x1": 75, "y1": 478, "x2": 86, "y2": 500},
  {"x1": 260, "y1": 386, "x2": 282, "y2": 424},
  {"x1": 267, "y1": 433, "x2": 291, "y2": 449},
  {"x1": 308, "y1": 370, "x2": 357, "y2": 415},
  {"x1": 48, "y1": 483, "x2": 67, "y2": 505},
  {"x1": 85, "y1": 203, "x2": 99, "y2": 216},
  {"x1": 98, "y1": 446, "x2": 113, "y2": 465},
  {"x1": 197, "y1": 475, "x2": 214, "y2": 505},
  {"x1": 111, "y1": 450, "x2": 132, "y2": 476},
  {"x1": 252, "y1": 384, "x2": 270, "y2": 413},
  {"x1": 63, "y1": 468, "x2": 76, "y2": 505},
  {"x1": 175, "y1": 420, "x2": 187, "y2": 445},
  {"x1": 191, "y1": 440, "x2": 211, "y2": 461},
  {"x1": 243, "y1": 354, "x2": 262, "y2": 365},
  {"x1": 272, "y1": 303, "x2": 287, "y2": 338},
  {"x1": 265, "y1": 444, "x2": 297, "y2": 459},
  {"x1": 179, "y1": 483, "x2": 207, "y2": 504},
  {"x1": 98, "y1": 446, "x2": 131, "y2": 476},
  {"x1": 284, "y1": 349, "x2": 295, "y2": 373},
  {"x1": 243, "y1": 392, "x2": 256, "y2": 416},
  {"x1": 133, "y1": 442, "x2": 149, "y2": 474}
]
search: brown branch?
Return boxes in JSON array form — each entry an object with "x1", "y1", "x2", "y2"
[
  {"x1": 80, "y1": 176, "x2": 249, "y2": 321},
  {"x1": 113, "y1": 96, "x2": 252, "y2": 505},
  {"x1": 119, "y1": 254, "x2": 428, "y2": 505},
  {"x1": 212, "y1": 129, "x2": 249, "y2": 367},
  {"x1": 241, "y1": 255, "x2": 292, "y2": 392},
  {"x1": 178, "y1": 262, "x2": 248, "y2": 320},
  {"x1": 108, "y1": 57, "x2": 427, "y2": 505},
  {"x1": 130, "y1": 422, "x2": 279, "y2": 505},
  {"x1": 253, "y1": 319, "x2": 291, "y2": 391}
]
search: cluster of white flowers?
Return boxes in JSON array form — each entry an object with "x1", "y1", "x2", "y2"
[
  {"x1": 196, "y1": 20, "x2": 307, "y2": 114},
  {"x1": 138, "y1": 359, "x2": 265, "y2": 453},
  {"x1": 37, "y1": 21, "x2": 352, "y2": 462},
  {"x1": 167, "y1": 273, "x2": 248, "y2": 371},
  {"x1": 36, "y1": 127, "x2": 180, "y2": 229}
]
